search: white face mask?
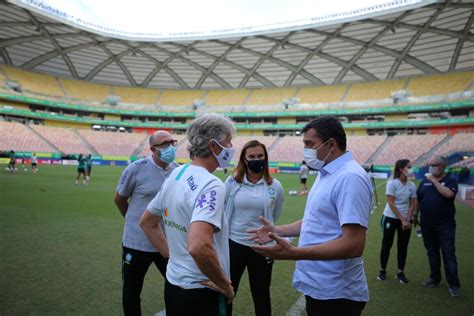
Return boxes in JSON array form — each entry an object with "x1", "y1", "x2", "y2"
[
  {"x1": 212, "y1": 139, "x2": 235, "y2": 168},
  {"x1": 405, "y1": 168, "x2": 414, "y2": 177},
  {"x1": 428, "y1": 166, "x2": 439, "y2": 175},
  {"x1": 302, "y1": 140, "x2": 331, "y2": 170}
]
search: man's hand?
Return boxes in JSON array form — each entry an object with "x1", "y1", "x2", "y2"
[
  {"x1": 426, "y1": 174, "x2": 436, "y2": 183},
  {"x1": 247, "y1": 216, "x2": 275, "y2": 244},
  {"x1": 200, "y1": 280, "x2": 234, "y2": 304},
  {"x1": 251, "y1": 232, "x2": 296, "y2": 259}
]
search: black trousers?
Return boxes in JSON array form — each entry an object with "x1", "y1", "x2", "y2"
[
  {"x1": 305, "y1": 296, "x2": 366, "y2": 316},
  {"x1": 165, "y1": 279, "x2": 228, "y2": 316},
  {"x1": 228, "y1": 239, "x2": 274, "y2": 316},
  {"x1": 379, "y1": 216, "x2": 411, "y2": 271},
  {"x1": 421, "y1": 224, "x2": 460, "y2": 287},
  {"x1": 122, "y1": 246, "x2": 168, "y2": 316}
]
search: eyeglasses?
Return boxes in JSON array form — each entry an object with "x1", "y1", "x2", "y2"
[{"x1": 152, "y1": 139, "x2": 177, "y2": 149}]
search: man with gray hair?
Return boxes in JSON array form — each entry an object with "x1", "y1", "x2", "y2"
[
  {"x1": 140, "y1": 113, "x2": 235, "y2": 315},
  {"x1": 413, "y1": 156, "x2": 461, "y2": 298},
  {"x1": 114, "y1": 130, "x2": 178, "y2": 315}
]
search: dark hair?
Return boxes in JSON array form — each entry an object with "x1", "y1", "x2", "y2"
[
  {"x1": 301, "y1": 116, "x2": 346, "y2": 151},
  {"x1": 234, "y1": 140, "x2": 272, "y2": 185},
  {"x1": 393, "y1": 159, "x2": 410, "y2": 179},
  {"x1": 302, "y1": 161, "x2": 306, "y2": 165}
]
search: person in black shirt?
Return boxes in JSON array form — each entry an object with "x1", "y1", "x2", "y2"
[{"x1": 413, "y1": 156, "x2": 461, "y2": 298}]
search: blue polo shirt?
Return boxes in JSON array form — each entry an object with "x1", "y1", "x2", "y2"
[
  {"x1": 417, "y1": 175, "x2": 458, "y2": 226},
  {"x1": 293, "y1": 152, "x2": 373, "y2": 302}
]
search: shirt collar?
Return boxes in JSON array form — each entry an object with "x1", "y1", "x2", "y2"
[
  {"x1": 320, "y1": 151, "x2": 353, "y2": 177},
  {"x1": 244, "y1": 174, "x2": 265, "y2": 185}
]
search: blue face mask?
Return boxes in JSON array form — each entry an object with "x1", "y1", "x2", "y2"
[{"x1": 159, "y1": 146, "x2": 176, "y2": 164}]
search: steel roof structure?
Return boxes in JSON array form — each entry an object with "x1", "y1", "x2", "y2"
[{"x1": 0, "y1": 0, "x2": 473, "y2": 89}]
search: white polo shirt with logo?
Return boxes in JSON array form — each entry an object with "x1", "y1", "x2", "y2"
[{"x1": 147, "y1": 163, "x2": 230, "y2": 289}]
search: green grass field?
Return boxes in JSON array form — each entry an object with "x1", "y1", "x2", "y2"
[{"x1": 1, "y1": 165, "x2": 473, "y2": 315}]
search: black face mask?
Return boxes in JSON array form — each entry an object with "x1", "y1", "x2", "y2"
[{"x1": 246, "y1": 159, "x2": 265, "y2": 174}]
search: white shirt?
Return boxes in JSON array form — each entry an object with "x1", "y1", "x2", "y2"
[
  {"x1": 147, "y1": 164, "x2": 230, "y2": 289},
  {"x1": 299, "y1": 165, "x2": 309, "y2": 179},
  {"x1": 226, "y1": 175, "x2": 284, "y2": 246},
  {"x1": 31, "y1": 156, "x2": 38, "y2": 164},
  {"x1": 383, "y1": 179, "x2": 417, "y2": 219},
  {"x1": 116, "y1": 156, "x2": 176, "y2": 252},
  {"x1": 293, "y1": 152, "x2": 373, "y2": 302}
]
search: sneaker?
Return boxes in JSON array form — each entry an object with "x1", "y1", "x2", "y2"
[
  {"x1": 397, "y1": 272, "x2": 409, "y2": 284},
  {"x1": 449, "y1": 286, "x2": 461, "y2": 298},
  {"x1": 422, "y1": 278, "x2": 440, "y2": 288},
  {"x1": 377, "y1": 270, "x2": 387, "y2": 281}
]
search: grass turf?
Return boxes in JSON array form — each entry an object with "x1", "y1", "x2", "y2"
[{"x1": 0, "y1": 165, "x2": 472, "y2": 315}]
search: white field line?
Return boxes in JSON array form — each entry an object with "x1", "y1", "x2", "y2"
[
  {"x1": 154, "y1": 309, "x2": 166, "y2": 316},
  {"x1": 286, "y1": 294, "x2": 305, "y2": 316}
]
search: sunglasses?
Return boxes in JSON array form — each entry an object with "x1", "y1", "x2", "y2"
[{"x1": 152, "y1": 140, "x2": 178, "y2": 149}]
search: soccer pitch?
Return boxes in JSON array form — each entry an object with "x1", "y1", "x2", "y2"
[{"x1": 1, "y1": 165, "x2": 473, "y2": 315}]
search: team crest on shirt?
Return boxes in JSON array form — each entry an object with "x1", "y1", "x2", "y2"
[
  {"x1": 163, "y1": 208, "x2": 169, "y2": 217},
  {"x1": 268, "y1": 187, "x2": 275, "y2": 197},
  {"x1": 196, "y1": 190, "x2": 217, "y2": 211}
]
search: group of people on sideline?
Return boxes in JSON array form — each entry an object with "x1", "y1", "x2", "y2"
[
  {"x1": 113, "y1": 113, "x2": 462, "y2": 316},
  {"x1": 377, "y1": 156, "x2": 461, "y2": 298}
]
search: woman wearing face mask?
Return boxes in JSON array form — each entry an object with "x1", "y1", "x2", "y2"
[
  {"x1": 224, "y1": 140, "x2": 284, "y2": 316},
  {"x1": 377, "y1": 159, "x2": 417, "y2": 284}
]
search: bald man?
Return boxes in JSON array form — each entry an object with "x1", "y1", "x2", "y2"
[
  {"x1": 414, "y1": 156, "x2": 461, "y2": 298},
  {"x1": 114, "y1": 130, "x2": 178, "y2": 315}
]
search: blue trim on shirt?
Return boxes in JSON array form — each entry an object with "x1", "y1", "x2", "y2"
[{"x1": 175, "y1": 164, "x2": 190, "y2": 180}]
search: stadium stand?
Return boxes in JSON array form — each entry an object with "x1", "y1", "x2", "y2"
[
  {"x1": 408, "y1": 71, "x2": 474, "y2": 97},
  {"x1": 345, "y1": 80, "x2": 405, "y2": 101},
  {"x1": 451, "y1": 157, "x2": 474, "y2": 168},
  {"x1": 347, "y1": 135, "x2": 386, "y2": 164},
  {"x1": 245, "y1": 88, "x2": 296, "y2": 105},
  {"x1": 268, "y1": 136, "x2": 303, "y2": 163},
  {"x1": 205, "y1": 89, "x2": 249, "y2": 106},
  {"x1": 77, "y1": 130, "x2": 147, "y2": 156},
  {"x1": 112, "y1": 86, "x2": 160, "y2": 105},
  {"x1": 297, "y1": 85, "x2": 347, "y2": 104},
  {"x1": 432, "y1": 133, "x2": 474, "y2": 157},
  {"x1": 0, "y1": 65, "x2": 64, "y2": 97},
  {"x1": 0, "y1": 121, "x2": 55, "y2": 152},
  {"x1": 31, "y1": 125, "x2": 92, "y2": 154},
  {"x1": 60, "y1": 78, "x2": 111, "y2": 102},
  {"x1": 373, "y1": 134, "x2": 446, "y2": 165},
  {"x1": 159, "y1": 90, "x2": 206, "y2": 106}
]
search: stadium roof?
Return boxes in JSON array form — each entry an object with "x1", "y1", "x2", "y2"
[{"x1": 0, "y1": 0, "x2": 473, "y2": 89}]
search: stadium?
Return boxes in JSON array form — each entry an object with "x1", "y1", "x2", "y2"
[{"x1": 0, "y1": 0, "x2": 473, "y2": 314}]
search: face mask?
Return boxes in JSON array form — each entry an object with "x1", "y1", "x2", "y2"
[
  {"x1": 428, "y1": 166, "x2": 439, "y2": 175},
  {"x1": 159, "y1": 146, "x2": 176, "y2": 164},
  {"x1": 302, "y1": 140, "x2": 330, "y2": 170},
  {"x1": 404, "y1": 168, "x2": 414, "y2": 177},
  {"x1": 246, "y1": 159, "x2": 265, "y2": 174},
  {"x1": 212, "y1": 139, "x2": 235, "y2": 168}
]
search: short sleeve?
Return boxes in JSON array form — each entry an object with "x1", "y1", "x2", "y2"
[
  {"x1": 445, "y1": 177, "x2": 458, "y2": 196},
  {"x1": 116, "y1": 164, "x2": 137, "y2": 197},
  {"x1": 272, "y1": 180, "x2": 284, "y2": 223},
  {"x1": 335, "y1": 173, "x2": 372, "y2": 228},
  {"x1": 191, "y1": 180, "x2": 226, "y2": 232},
  {"x1": 385, "y1": 180, "x2": 396, "y2": 196},
  {"x1": 146, "y1": 189, "x2": 163, "y2": 217}
]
